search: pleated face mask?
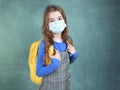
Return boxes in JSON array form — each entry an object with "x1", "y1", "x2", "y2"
[{"x1": 49, "y1": 20, "x2": 67, "y2": 34}]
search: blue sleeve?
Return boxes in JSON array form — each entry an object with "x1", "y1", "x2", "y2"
[
  {"x1": 70, "y1": 51, "x2": 79, "y2": 64},
  {"x1": 36, "y1": 40, "x2": 60, "y2": 77}
]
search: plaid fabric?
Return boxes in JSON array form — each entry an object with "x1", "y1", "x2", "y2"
[{"x1": 39, "y1": 51, "x2": 71, "y2": 90}]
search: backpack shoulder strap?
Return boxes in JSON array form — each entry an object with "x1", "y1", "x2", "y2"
[{"x1": 29, "y1": 40, "x2": 40, "y2": 62}]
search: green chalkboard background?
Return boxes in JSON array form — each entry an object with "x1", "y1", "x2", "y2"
[{"x1": 0, "y1": 0, "x2": 120, "y2": 90}]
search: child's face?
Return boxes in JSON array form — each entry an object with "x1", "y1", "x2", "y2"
[{"x1": 48, "y1": 11, "x2": 64, "y2": 23}]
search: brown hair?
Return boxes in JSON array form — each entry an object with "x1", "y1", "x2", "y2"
[{"x1": 42, "y1": 5, "x2": 72, "y2": 65}]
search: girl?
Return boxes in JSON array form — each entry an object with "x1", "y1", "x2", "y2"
[{"x1": 36, "y1": 5, "x2": 78, "y2": 90}]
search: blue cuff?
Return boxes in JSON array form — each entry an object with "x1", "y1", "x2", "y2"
[
  {"x1": 71, "y1": 51, "x2": 79, "y2": 60},
  {"x1": 70, "y1": 51, "x2": 79, "y2": 64},
  {"x1": 51, "y1": 58, "x2": 61, "y2": 68}
]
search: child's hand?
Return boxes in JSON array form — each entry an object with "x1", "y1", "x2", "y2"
[
  {"x1": 49, "y1": 49, "x2": 61, "y2": 61},
  {"x1": 67, "y1": 44, "x2": 76, "y2": 55}
]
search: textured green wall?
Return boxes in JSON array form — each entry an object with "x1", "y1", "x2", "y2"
[{"x1": 0, "y1": 0, "x2": 120, "y2": 90}]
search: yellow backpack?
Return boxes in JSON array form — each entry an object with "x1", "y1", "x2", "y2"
[{"x1": 28, "y1": 40, "x2": 54, "y2": 85}]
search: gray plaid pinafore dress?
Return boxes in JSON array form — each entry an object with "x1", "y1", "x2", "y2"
[{"x1": 39, "y1": 50, "x2": 71, "y2": 90}]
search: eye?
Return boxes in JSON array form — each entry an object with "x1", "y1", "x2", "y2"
[
  {"x1": 58, "y1": 17, "x2": 63, "y2": 21},
  {"x1": 49, "y1": 20, "x2": 54, "y2": 23},
  {"x1": 49, "y1": 18, "x2": 55, "y2": 23}
]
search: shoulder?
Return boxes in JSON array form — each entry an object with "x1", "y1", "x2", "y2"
[
  {"x1": 40, "y1": 40, "x2": 45, "y2": 47},
  {"x1": 38, "y1": 40, "x2": 45, "y2": 51}
]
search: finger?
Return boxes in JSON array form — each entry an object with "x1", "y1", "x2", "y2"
[
  {"x1": 49, "y1": 54, "x2": 53, "y2": 58},
  {"x1": 67, "y1": 49, "x2": 70, "y2": 52},
  {"x1": 67, "y1": 43, "x2": 70, "y2": 46},
  {"x1": 67, "y1": 46, "x2": 69, "y2": 51},
  {"x1": 68, "y1": 44, "x2": 73, "y2": 48},
  {"x1": 67, "y1": 44, "x2": 71, "y2": 49},
  {"x1": 67, "y1": 46, "x2": 70, "y2": 51},
  {"x1": 54, "y1": 49, "x2": 60, "y2": 55}
]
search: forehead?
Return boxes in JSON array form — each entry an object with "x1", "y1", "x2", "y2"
[{"x1": 49, "y1": 11, "x2": 62, "y2": 19}]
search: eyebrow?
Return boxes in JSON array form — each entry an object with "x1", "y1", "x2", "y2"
[
  {"x1": 49, "y1": 18, "x2": 54, "y2": 20},
  {"x1": 49, "y1": 16, "x2": 63, "y2": 20},
  {"x1": 57, "y1": 16, "x2": 62, "y2": 18}
]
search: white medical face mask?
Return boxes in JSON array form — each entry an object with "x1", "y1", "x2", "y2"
[{"x1": 48, "y1": 20, "x2": 67, "y2": 34}]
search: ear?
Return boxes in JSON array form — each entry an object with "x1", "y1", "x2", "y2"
[{"x1": 46, "y1": 23, "x2": 49, "y2": 30}]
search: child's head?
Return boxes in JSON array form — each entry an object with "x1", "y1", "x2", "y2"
[
  {"x1": 43, "y1": 4, "x2": 67, "y2": 25},
  {"x1": 42, "y1": 5, "x2": 68, "y2": 42}
]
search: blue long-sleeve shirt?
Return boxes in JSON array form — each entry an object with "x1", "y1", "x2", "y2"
[{"x1": 36, "y1": 40, "x2": 78, "y2": 77}]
